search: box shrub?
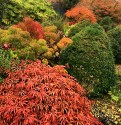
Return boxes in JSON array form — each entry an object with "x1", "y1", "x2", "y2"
[
  {"x1": 108, "y1": 25, "x2": 121, "y2": 64},
  {"x1": 67, "y1": 20, "x2": 91, "y2": 38},
  {"x1": 60, "y1": 24, "x2": 115, "y2": 97},
  {"x1": 0, "y1": 60, "x2": 103, "y2": 125}
]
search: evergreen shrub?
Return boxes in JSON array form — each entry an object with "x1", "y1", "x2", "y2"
[{"x1": 60, "y1": 24, "x2": 115, "y2": 97}]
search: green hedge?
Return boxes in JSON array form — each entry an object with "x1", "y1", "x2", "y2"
[{"x1": 60, "y1": 24, "x2": 115, "y2": 97}]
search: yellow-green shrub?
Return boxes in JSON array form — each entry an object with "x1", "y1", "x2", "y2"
[
  {"x1": 0, "y1": 27, "x2": 31, "y2": 49},
  {"x1": 44, "y1": 25, "x2": 57, "y2": 32}
]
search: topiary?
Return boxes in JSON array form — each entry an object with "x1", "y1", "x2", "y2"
[
  {"x1": 65, "y1": 6, "x2": 97, "y2": 23},
  {"x1": 60, "y1": 23, "x2": 115, "y2": 97},
  {"x1": 0, "y1": 60, "x2": 103, "y2": 125},
  {"x1": 107, "y1": 25, "x2": 121, "y2": 64}
]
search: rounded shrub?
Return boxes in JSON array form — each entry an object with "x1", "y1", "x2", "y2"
[
  {"x1": 107, "y1": 25, "x2": 121, "y2": 64},
  {"x1": 60, "y1": 24, "x2": 115, "y2": 97},
  {"x1": 0, "y1": 60, "x2": 103, "y2": 125},
  {"x1": 67, "y1": 20, "x2": 92, "y2": 38}
]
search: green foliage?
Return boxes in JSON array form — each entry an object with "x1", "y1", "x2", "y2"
[
  {"x1": 99, "y1": 16, "x2": 115, "y2": 31},
  {"x1": 0, "y1": 0, "x2": 24, "y2": 26},
  {"x1": 60, "y1": 23, "x2": 115, "y2": 97},
  {"x1": 108, "y1": 65, "x2": 121, "y2": 104},
  {"x1": 0, "y1": 0, "x2": 57, "y2": 27},
  {"x1": 67, "y1": 20, "x2": 92, "y2": 38},
  {"x1": 42, "y1": 15, "x2": 64, "y2": 31},
  {"x1": 108, "y1": 25, "x2": 121, "y2": 64},
  {"x1": 0, "y1": 49, "x2": 13, "y2": 83}
]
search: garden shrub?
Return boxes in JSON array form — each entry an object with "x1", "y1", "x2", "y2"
[
  {"x1": 0, "y1": 0, "x2": 57, "y2": 26},
  {"x1": 44, "y1": 32, "x2": 58, "y2": 45},
  {"x1": 0, "y1": 27, "x2": 31, "y2": 49},
  {"x1": 0, "y1": 27, "x2": 48, "y2": 60},
  {"x1": 13, "y1": 17, "x2": 44, "y2": 40},
  {"x1": 108, "y1": 25, "x2": 121, "y2": 64},
  {"x1": 99, "y1": 16, "x2": 115, "y2": 32},
  {"x1": 90, "y1": 0, "x2": 121, "y2": 24},
  {"x1": 65, "y1": 6, "x2": 97, "y2": 23},
  {"x1": 44, "y1": 25, "x2": 57, "y2": 33},
  {"x1": 60, "y1": 23, "x2": 115, "y2": 97},
  {"x1": 57, "y1": 37, "x2": 73, "y2": 50},
  {"x1": 0, "y1": 0, "x2": 24, "y2": 27},
  {"x1": 0, "y1": 60, "x2": 103, "y2": 125},
  {"x1": 67, "y1": 20, "x2": 92, "y2": 38}
]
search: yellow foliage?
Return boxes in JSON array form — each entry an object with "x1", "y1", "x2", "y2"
[
  {"x1": 53, "y1": 45, "x2": 58, "y2": 52},
  {"x1": 37, "y1": 39, "x2": 47, "y2": 45},
  {"x1": 44, "y1": 25, "x2": 57, "y2": 32},
  {"x1": 43, "y1": 51, "x2": 53, "y2": 58},
  {"x1": 42, "y1": 58, "x2": 48, "y2": 65},
  {"x1": 44, "y1": 32, "x2": 58, "y2": 42}
]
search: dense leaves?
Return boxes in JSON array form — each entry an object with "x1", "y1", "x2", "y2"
[
  {"x1": 65, "y1": 6, "x2": 97, "y2": 23},
  {"x1": 13, "y1": 17, "x2": 44, "y2": 40},
  {"x1": 0, "y1": 60, "x2": 103, "y2": 125},
  {"x1": 0, "y1": 0, "x2": 57, "y2": 27},
  {"x1": 108, "y1": 25, "x2": 121, "y2": 64},
  {"x1": 60, "y1": 23, "x2": 115, "y2": 97}
]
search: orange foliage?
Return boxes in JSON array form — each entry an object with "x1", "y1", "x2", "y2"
[
  {"x1": 65, "y1": 6, "x2": 97, "y2": 23},
  {"x1": 57, "y1": 37, "x2": 73, "y2": 50}
]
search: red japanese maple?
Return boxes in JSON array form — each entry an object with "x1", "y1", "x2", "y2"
[
  {"x1": 0, "y1": 60, "x2": 103, "y2": 125},
  {"x1": 13, "y1": 17, "x2": 44, "y2": 40}
]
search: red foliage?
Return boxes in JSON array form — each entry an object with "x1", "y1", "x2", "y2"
[
  {"x1": 69, "y1": 21, "x2": 76, "y2": 26},
  {"x1": 0, "y1": 60, "x2": 103, "y2": 125},
  {"x1": 13, "y1": 17, "x2": 44, "y2": 40},
  {"x1": 65, "y1": 6, "x2": 97, "y2": 23}
]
